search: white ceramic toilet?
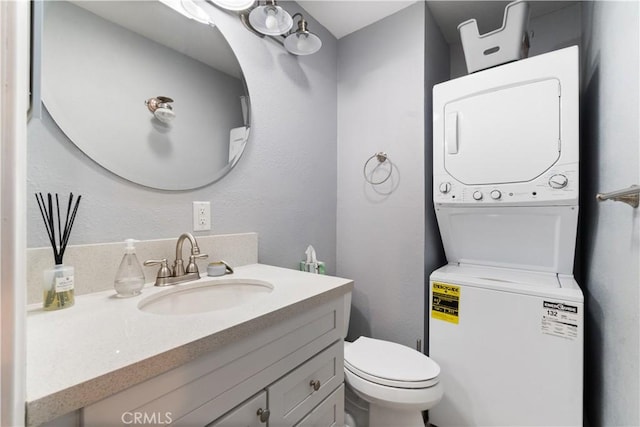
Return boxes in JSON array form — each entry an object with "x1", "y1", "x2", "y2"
[{"x1": 342, "y1": 296, "x2": 443, "y2": 427}]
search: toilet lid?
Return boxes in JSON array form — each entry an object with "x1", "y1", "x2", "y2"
[{"x1": 344, "y1": 337, "x2": 440, "y2": 389}]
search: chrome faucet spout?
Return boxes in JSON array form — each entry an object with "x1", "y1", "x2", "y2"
[
  {"x1": 174, "y1": 232, "x2": 200, "y2": 277},
  {"x1": 176, "y1": 232, "x2": 199, "y2": 259}
]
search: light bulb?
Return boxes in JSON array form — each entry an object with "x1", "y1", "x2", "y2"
[
  {"x1": 265, "y1": 9, "x2": 277, "y2": 30},
  {"x1": 248, "y1": 3, "x2": 292, "y2": 36},
  {"x1": 297, "y1": 33, "x2": 309, "y2": 50}
]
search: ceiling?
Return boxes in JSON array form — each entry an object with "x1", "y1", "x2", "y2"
[
  {"x1": 299, "y1": 1, "x2": 416, "y2": 39},
  {"x1": 298, "y1": 1, "x2": 578, "y2": 43}
]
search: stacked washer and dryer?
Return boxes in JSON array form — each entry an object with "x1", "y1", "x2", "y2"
[{"x1": 429, "y1": 46, "x2": 583, "y2": 426}]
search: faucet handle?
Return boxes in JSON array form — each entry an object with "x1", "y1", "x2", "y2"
[
  {"x1": 143, "y1": 259, "x2": 171, "y2": 278},
  {"x1": 186, "y1": 253, "x2": 208, "y2": 274}
]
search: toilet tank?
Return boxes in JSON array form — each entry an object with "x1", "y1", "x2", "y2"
[{"x1": 343, "y1": 291, "x2": 352, "y2": 339}]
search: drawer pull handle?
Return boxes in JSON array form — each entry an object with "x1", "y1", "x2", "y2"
[
  {"x1": 310, "y1": 379, "x2": 321, "y2": 391},
  {"x1": 257, "y1": 408, "x2": 270, "y2": 423}
]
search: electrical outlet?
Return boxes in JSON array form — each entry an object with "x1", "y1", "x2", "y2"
[{"x1": 192, "y1": 201, "x2": 211, "y2": 231}]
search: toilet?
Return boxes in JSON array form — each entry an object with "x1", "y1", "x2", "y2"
[{"x1": 342, "y1": 297, "x2": 443, "y2": 427}]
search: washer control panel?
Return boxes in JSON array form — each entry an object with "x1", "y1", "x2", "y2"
[{"x1": 434, "y1": 165, "x2": 578, "y2": 205}]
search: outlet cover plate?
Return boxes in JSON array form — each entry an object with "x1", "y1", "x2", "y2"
[{"x1": 192, "y1": 201, "x2": 211, "y2": 231}]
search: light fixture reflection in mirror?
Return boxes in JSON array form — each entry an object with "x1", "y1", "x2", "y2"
[
  {"x1": 41, "y1": 1, "x2": 251, "y2": 190},
  {"x1": 179, "y1": 0, "x2": 212, "y2": 23},
  {"x1": 209, "y1": 0, "x2": 255, "y2": 12},
  {"x1": 145, "y1": 96, "x2": 176, "y2": 124}
]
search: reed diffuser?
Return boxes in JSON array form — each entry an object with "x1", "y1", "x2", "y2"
[{"x1": 35, "y1": 192, "x2": 81, "y2": 310}]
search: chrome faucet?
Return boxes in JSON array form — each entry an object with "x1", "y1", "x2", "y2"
[{"x1": 144, "y1": 232, "x2": 208, "y2": 286}]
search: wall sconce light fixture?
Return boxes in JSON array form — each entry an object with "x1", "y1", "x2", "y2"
[
  {"x1": 248, "y1": 0, "x2": 292, "y2": 36},
  {"x1": 210, "y1": 0, "x2": 322, "y2": 56},
  {"x1": 283, "y1": 13, "x2": 322, "y2": 56},
  {"x1": 145, "y1": 96, "x2": 175, "y2": 124}
]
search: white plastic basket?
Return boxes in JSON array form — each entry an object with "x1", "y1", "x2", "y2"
[{"x1": 458, "y1": 0, "x2": 530, "y2": 74}]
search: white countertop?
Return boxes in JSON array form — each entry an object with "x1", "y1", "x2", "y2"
[{"x1": 26, "y1": 264, "x2": 353, "y2": 426}]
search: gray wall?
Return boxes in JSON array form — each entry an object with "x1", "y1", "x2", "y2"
[
  {"x1": 580, "y1": 2, "x2": 640, "y2": 426},
  {"x1": 336, "y1": 2, "x2": 448, "y2": 349},
  {"x1": 28, "y1": 2, "x2": 338, "y2": 272},
  {"x1": 450, "y1": 3, "x2": 582, "y2": 78}
]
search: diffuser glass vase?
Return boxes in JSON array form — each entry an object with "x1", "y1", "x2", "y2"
[
  {"x1": 43, "y1": 264, "x2": 75, "y2": 310},
  {"x1": 35, "y1": 192, "x2": 81, "y2": 311}
]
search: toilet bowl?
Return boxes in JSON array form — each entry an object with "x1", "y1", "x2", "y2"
[{"x1": 343, "y1": 337, "x2": 443, "y2": 427}]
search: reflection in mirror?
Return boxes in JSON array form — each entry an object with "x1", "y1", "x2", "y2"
[{"x1": 42, "y1": 1, "x2": 251, "y2": 190}]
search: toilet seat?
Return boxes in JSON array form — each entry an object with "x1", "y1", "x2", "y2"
[
  {"x1": 344, "y1": 368, "x2": 443, "y2": 411},
  {"x1": 344, "y1": 337, "x2": 440, "y2": 389}
]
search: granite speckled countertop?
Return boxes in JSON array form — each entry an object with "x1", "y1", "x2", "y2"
[{"x1": 26, "y1": 264, "x2": 353, "y2": 426}]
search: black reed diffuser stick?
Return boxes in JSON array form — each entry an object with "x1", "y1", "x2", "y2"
[{"x1": 35, "y1": 192, "x2": 81, "y2": 265}]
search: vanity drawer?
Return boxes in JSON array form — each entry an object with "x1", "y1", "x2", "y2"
[
  {"x1": 295, "y1": 384, "x2": 344, "y2": 427},
  {"x1": 206, "y1": 391, "x2": 267, "y2": 427},
  {"x1": 267, "y1": 340, "x2": 344, "y2": 426}
]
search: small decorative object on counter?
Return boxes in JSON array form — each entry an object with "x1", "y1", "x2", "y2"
[
  {"x1": 114, "y1": 239, "x2": 145, "y2": 297},
  {"x1": 299, "y1": 245, "x2": 326, "y2": 275},
  {"x1": 207, "y1": 260, "x2": 234, "y2": 277},
  {"x1": 35, "y1": 192, "x2": 82, "y2": 310}
]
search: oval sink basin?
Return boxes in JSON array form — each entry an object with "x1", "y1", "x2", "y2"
[{"x1": 138, "y1": 278, "x2": 274, "y2": 315}]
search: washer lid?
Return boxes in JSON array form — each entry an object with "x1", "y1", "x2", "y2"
[{"x1": 344, "y1": 337, "x2": 440, "y2": 388}]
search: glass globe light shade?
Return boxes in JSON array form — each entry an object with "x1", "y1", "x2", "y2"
[
  {"x1": 248, "y1": 4, "x2": 293, "y2": 36},
  {"x1": 284, "y1": 31, "x2": 322, "y2": 55},
  {"x1": 209, "y1": 0, "x2": 255, "y2": 11}
]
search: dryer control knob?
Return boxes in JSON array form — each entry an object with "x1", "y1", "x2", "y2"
[
  {"x1": 472, "y1": 191, "x2": 483, "y2": 201},
  {"x1": 439, "y1": 182, "x2": 452, "y2": 194},
  {"x1": 490, "y1": 190, "x2": 502, "y2": 200},
  {"x1": 549, "y1": 174, "x2": 568, "y2": 189}
]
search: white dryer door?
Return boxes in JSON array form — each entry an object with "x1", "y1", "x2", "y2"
[{"x1": 444, "y1": 79, "x2": 561, "y2": 185}]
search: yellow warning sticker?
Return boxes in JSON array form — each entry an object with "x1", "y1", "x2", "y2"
[{"x1": 431, "y1": 282, "x2": 460, "y2": 324}]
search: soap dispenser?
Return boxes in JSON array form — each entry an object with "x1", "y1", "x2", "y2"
[{"x1": 114, "y1": 239, "x2": 145, "y2": 297}]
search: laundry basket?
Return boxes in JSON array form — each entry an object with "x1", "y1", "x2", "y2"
[{"x1": 458, "y1": 0, "x2": 530, "y2": 73}]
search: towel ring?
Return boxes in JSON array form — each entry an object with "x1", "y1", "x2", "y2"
[{"x1": 363, "y1": 152, "x2": 393, "y2": 185}]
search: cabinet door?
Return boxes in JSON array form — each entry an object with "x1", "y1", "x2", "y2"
[
  {"x1": 295, "y1": 385, "x2": 344, "y2": 427},
  {"x1": 268, "y1": 341, "x2": 343, "y2": 426},
  {"x1": 207, "y1": 391, "x2": 268, "y2": 427}
]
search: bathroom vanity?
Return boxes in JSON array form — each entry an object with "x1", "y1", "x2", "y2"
[{"x1": 26, "y1": 264, "x2": 352, "y2": 426}]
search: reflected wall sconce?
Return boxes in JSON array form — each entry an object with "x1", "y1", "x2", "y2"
[
  {"x1": 145, "y1": 96, "x2": 175, "y2": 124},
  {"x1": 209, "y1": 0, "x2": 322, "y2": 55},
  {"x1": 180, "y1": 0, "x2": 214, "y2": 23},
  {"x1": 208, "y1": 0, "x2": 255, "y2": 11}
]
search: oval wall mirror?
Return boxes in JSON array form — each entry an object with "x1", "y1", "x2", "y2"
[{"x1": 42, "y1": 0, "x2": 251, "y2": 190}]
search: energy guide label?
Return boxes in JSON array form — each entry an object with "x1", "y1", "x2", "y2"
[
  {"x1": 541, "y1": 300, "x2": 578, "y2": 340},
  {"x1": 431, "y1": 282, "x2": 460, "y2": 324}
]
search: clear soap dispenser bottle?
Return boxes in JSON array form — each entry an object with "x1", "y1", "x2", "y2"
[{"x1": 114, "y1": 239, "x2": 145, "y2": 297}]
